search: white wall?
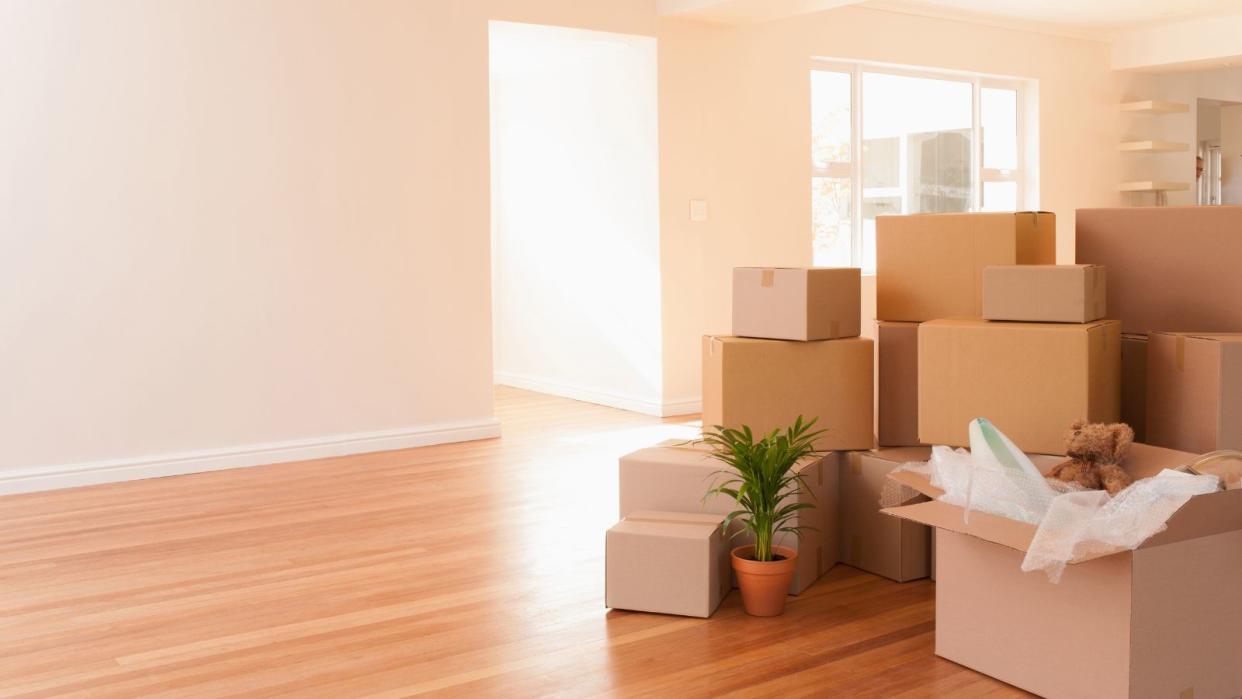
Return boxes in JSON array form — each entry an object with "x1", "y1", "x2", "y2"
[{"x1": 490, "y1": 22, "x2": 668, "y2": 415}]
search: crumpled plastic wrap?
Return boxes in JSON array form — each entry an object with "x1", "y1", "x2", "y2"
[
  {"x1": 881, "y1": 419, "x2": 1222, "y2": 583},
  {"x1": 1022, "y1": 469, "x2": 1221, "y2": 582}
]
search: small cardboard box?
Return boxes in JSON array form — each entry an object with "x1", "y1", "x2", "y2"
[
  {"x1": 605, "y1": 511, "x2": 730, "y2": 618},
  {"x1": 884, "y1": 443, "x2": 1242, "y2": 699},
  {"x1": 983, "y1": 264, "x2": 1106, "y2": 323},
  {"x1": 839, "y1": 448, "x2": 932, "y2": 582},
  {"x1": 733, "y1": 267, "x2": 860, "y2": 341},
  {"x1": 1077, "y1": 206, "x2": 1242, "y2": 335},
  {"x1": 877, "y1": 321, "x2": 922, "y2": 447},
  {"x1": 918, "y1": 318, "x2": 1121, "y2": 455},
  {"x1": 1147, "y1": 332, "x2": 1242, "y2": 453},
  {"x1": 702, "y1": 335, "x2": 874, "y2": 451},
  {"x1": 876, "y1": 211, "x2": 1055, "y2": 322},
  {"x1": 1121, "y1": 334, "x2": 1148, "y2": 443},
  {"x1": 619, "y1": 442, "x2": 840, "y2": 595}
]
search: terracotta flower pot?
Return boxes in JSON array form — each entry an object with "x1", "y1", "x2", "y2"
[{"x1": 731, "y1": 544, "x2": 797, "y2": 617}]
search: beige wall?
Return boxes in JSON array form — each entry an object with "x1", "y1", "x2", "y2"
[
  {"x1": 658, "y1": 6, "x2": 1125, "y2": 402},
  {"x1": 1120, "y1": 67, "x2": 1242, "y2": 207},
  {"x1": 3, "y1": 0, "x2": 1135, "y2": 488},
  {"x1": 0, "y1": 0, "x2": 654, "y2": 490}
]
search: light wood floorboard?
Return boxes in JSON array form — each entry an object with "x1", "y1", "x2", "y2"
[{"x1": 0, "y1": 387, "x2": 1028, "y2": 697}]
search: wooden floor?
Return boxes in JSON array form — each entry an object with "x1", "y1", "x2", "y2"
[{"x1": 1, "y1": 387, "x2": 1026, "y2": 698}]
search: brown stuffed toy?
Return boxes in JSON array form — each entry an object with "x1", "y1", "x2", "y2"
[{"x1": 1046, "y1": 420, "x2": 1135, "y2": 496}]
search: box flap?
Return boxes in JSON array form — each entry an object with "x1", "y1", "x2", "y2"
[
  {"x1": 1139, "y1": 488, "x2": 1242, "y2": 549},
  {"x1": 882, "y1": 501, "x2": 1037, "y2": 552}
]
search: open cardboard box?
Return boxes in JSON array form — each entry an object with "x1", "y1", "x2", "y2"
[{"x1": 882, "y1": 443, "x2": 1242, "y2": 698}]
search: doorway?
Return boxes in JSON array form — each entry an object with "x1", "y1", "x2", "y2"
[
  {"x1": 1197, "y1": 98, "x2": 1242, "y2": 205},
  {"x1": 488, "y1": 22, "x2": 662, "y2": 415}
]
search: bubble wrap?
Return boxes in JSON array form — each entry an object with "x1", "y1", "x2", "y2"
[
  {"x1": 878, "y1": 419, "x2": 1223, "y2": 584},
  {"x1": 1022, "y1": 469, "x2": 1221, "y2": 582}
]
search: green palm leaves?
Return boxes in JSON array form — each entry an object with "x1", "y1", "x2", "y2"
[{"x1": 699, "y1": 417, "x2": 824, "y2": 562}]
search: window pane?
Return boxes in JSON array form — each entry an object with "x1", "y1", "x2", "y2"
[
  {"x1": 812, "y1": 177, "x2": 852, "y2": 267},
  {"x1": 811, "y1": 70, "x2": 851, "y2": 170},
  {"x1": 861, "y1": 72, "x2": 973, "y2": 272},
  {"x1": 982, "y1": 87, "x2": 1018, "y2": 171},
  {"x1": 983, "y1": 181, "x2": 1018, "y2": 212}
]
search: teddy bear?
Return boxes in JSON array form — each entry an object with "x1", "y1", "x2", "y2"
[{"x1": 1045, "y1": 420, "x2": 1135, "y2": 496}]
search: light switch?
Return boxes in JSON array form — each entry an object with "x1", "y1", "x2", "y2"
[{"x1": 689, "y1": 199, "x2": 708, "y2": 222}]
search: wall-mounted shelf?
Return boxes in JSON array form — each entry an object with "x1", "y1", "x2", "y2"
[
  {"x1": 1119, "y1": 181, "x2": 1190, "y2": 192},
  {"x1": 1119, "y1": 140, "x2": 1189, "y2": 153},
  {"x1": 1120, "y1": 100, "x2": 1189, "y2": 114}
]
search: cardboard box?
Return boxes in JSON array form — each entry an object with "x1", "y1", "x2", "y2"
[
  {"x1": 1121, "y1": 334, "x2": 1148, "y2": 443},
  {"x1": 982, "y1": 264, "x2": 1106, "y2": 323},
  {"x1": 884, "y1": 443, "x2": 1242, "y2": 698},
  {"x1": 605, "y1": 511, "x2": 730, "y2": 618},
  {"x1": 839, "y1": 448, "x2": 932, "y2": 582},
  {"x1": 1147, "y1": 332, "x2": 1242, "y2": 454},
  {"x1": 702, "y1": 336, "x2": 874, "y2": 451},
  {"x1": 876, "y1": 211, "x2": 1055, "y2": 322},
  {"x1": 1076, "y1": 206, "x2": 1242, "y2": 335},
  {"x1": 918, "y1": 318, "x2": 1121, "y2": 455},
  {"x1": 732, "y1": 267, "x2": 860, "y2": 341},
  {"x1": 877, "y1": 321, "x2": 922, "y2": 447},
  {"x1": 619, "y1": 442, "x2": 840, "y2": 594}
]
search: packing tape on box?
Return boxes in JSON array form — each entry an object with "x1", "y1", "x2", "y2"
[
  {"x1": 760, "y1": 269, "x2": 775, "y2": 287},
  {"x1": 1176, "y1": 334, "x2": 1186, "y2": 372},
  {"x1": 706, "y1": 334, "x2": 724, "y2": 357}
]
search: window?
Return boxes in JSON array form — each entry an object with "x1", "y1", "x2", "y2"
[{"x1": 811, "y1": 61, "x2": 1029, "y2": 271}]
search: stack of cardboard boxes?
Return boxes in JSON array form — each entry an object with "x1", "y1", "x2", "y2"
[
  {"x1": 606, "y1": 206, "x2": 1242, "y2": 696},
  {"x1": 606, "y1": 267, "x2": 871, "y2": 617},
  {"x1": 877, "y1": 207, "x2": 1242, "y2": 697}
]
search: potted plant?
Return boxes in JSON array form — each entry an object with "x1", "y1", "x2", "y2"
[{"x1": 700, "y1": 416, "x2": 822, "y2": 617}]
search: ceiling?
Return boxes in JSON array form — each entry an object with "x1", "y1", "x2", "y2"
[{"x1": 862, "y1": 0, "x2": 1242, "y2": 32}]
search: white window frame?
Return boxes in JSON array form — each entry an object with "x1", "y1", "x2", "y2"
[{"x1": 811, "y1": 58, "x2": 1031, "y2": 269}]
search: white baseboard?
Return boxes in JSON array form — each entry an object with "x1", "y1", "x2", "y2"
[
  {"x1": 0, "y1": 417, "x2": 501, "y2": 496},
  {"x1": 495, "y1": 371, "x2": 700, "y2": 417}
]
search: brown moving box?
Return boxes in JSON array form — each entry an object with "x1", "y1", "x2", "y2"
[
  {"x1": 982, "y1": 264, "x2": 1106, "y2": 323},
  {"x1": 733, "y1": 267, "x2": 860, "y2": 341},
  {"x1": 877, "y1": 322, "x2": 922, "y2": 447},
  {"x1": 1076, "y1": 206, "x2": 1242, "y2": 335},
  {"x1": 839, "y1": 448, "x2": 932, "y2": 582},
  {"x1": 1121, "y1": 334, "x2": 1148, "y2": 442},
  {"x1": 877, "y1": 211, "x2": 1055, "y2": 322},
  {"x1": 619, "y1": 442, "x2": 840, "y2": 595},
  {"x1": 884, "y1": 443, "x2": 1242, "y2": 698},
  {"x1": 605, "y1": 511, "x2": 730, "y2": 618},
  {"x1": 702, "y1": 336, "x2": 873, "y2": 451},
  {"x1": 918, "y1": 318, "x2": 1121, "y2": 455},
  {"x1": 1147, "y1": 332, "x2": 1242, "y2": 453}
]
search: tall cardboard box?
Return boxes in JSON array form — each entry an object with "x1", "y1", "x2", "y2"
[
  {"x1": 884, "y1": 443, "x2": 1242, "y2": 699},
  {"x1": 702, "y1": 336, "x2": 874, "y2": 451},
  {"x1": 1147, "y1": 332, "x2": 1242, "y2": 453},
  {"x1": 876, "y1": 211, "x2": 1055, "y2": 322},
  {"x1": 733, "y1": 267, "x2": 860, "y2": 341},
  {"x1": 877, "y1": 321, "x2": 921, "y2": 447},
  {"x1": 619, "y1": 442, "x2": 840, "y2": 595},
  {"x1": 839, "y1": 448, "x2": 932, "y2": 582},
  {"x1": 1121, "y1": 334, "x2": 1148, "y2": 442},
  {"x1": 605, "y1": 511, "x2": 731, "y2": 618},
  {"x1": 1077, "y1": 206, "x2": 1242, "y2": 334},
  {"x1": 982, "y1": 264, "x2": 1106, "y2": 323},
  {"x1": 918, "y1": 318, "x2": 1121, "y2": 455}
]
